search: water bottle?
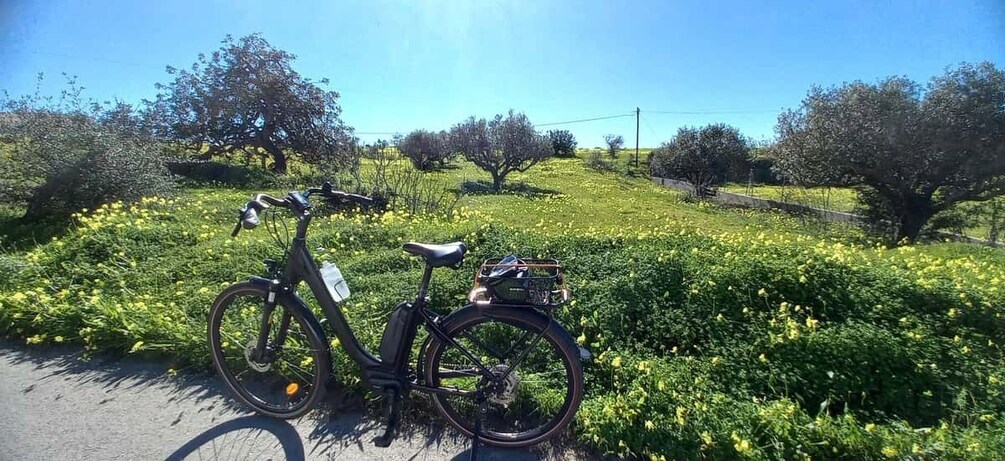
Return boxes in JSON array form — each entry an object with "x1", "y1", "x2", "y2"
[{"x1": 320, "y1": 261, "x2": 350, "y2": 302}]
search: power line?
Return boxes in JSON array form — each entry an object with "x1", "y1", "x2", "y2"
[
  {"x1": 353, "y1": 130, "x2": 399, "y2": 136},
  {"x1": 644, "y1": 109, "x2": 779, "y2": 115},
  {"x1": 348, "y1": 106, "x2": 783, "y2": 136},
  {"x1": 641, "y1": 114, "x2": 660, "y2": 138},
  {"x1": 534, "y1": 112, "x2": 635, "y2": 127}
]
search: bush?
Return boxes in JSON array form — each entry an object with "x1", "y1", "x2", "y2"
[
  {"x1": 0, "y1": 81, "x2": 174, "y2": 219},
  {"x1": 584, "y1": 150, "x2": 617, "y2": 173},
  {"x1": 2, "y1": 202, "x2": 1003, "y2": 459},
  {"x1": 650, "y1": 124, "x2": 750, "y2": 196},
  {"x1": 166, "y1": 161, "x2": 279, "y2": 188},
  {"x1": 547, "y1": 130, "x2": 577, "y2": 157},
  {"x1": 603, "y1": 134, "x2": 624, "y2": 159},
  {"x1": 395, "y1": 130, "x2": 452, "y2": 171},
  {"x1": 331, "y1": 143, "x2": 458, "y2": 215}
]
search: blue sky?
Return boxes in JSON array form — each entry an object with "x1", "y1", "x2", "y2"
[{"x1": 1, "y1": 0, "x2": 1003, "y2": 147}]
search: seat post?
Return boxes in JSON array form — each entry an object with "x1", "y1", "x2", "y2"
[{"x1": 416, "y1": 264, "x2": 434, "y2": 304}]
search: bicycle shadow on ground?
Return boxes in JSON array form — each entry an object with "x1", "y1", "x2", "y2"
[
  {"x1": 1, "y1": 341, "x2": 589, "y2": 460},
  {"x1": 165, "y1": 415, "x2": 305, "y2": 461},
  {"x1": 297, "y1": 385, "x2": 579, "y2": 460},
  {"x1": 0, "y1": 340, "x2": 222, "y2": 410}
]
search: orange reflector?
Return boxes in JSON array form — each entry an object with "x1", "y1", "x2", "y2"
[{"x1": 286, "y1": 382, "x2": 299, "y2": 396}]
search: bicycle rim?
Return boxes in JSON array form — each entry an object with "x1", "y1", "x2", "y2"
[
  {"x1": 425, "y1": 313, "x2": 581, "y2": 447},
  {"x1": 209, "y1": 288, "x2": 326, "y2": 417}
]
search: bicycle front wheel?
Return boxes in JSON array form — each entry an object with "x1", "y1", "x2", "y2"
[
  {"x1": 208, "y1": 283, "x2": 330, "y2": 419},
  {"x1": 422, "y1": 305, "x2": 584, "y2": 448}
]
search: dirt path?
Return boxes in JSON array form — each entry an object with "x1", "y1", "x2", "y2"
[{"x1": 0, "y1": 341, "x2": 586, "y2": 460}]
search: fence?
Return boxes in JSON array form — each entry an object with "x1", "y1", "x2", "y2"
[
  {"x1": 649, "y1": 176, "x2": 1001, "y2": 247},
  {"x1": 650, "y1": 176, "x2": 861, "y2": 223}
]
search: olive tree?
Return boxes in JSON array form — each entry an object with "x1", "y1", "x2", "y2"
[
  {"x1": 396, "y1": 129, "x2": 451, "y2": 171},
  {"x1": 449, "y1": 110, "x2": 551, "y2": 191},
  {"x1": 650, "y1": 124, "x2": 750, "y2": 195},
  {"x1": 144, "y1": 34, "x2": 355, "y2": 174},
  {"x1": 547, "y1": 129, "x2": 577, "y2": 157},
  {"x1": 773, "y1": 62, "x2": 1005, "y2": 242},
  {"x1": 0, "y1": 78, "x2": 174, "y2": 219},
  {"x1": 604, "y1": 134, "x2": 624, "y2": 159}
]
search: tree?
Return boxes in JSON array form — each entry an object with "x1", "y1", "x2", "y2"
[
  {"x1": 773, "y1": 62, "x2": 1005, "y2": 243},
  {"x1": 144, "y1": 34, "x2": 355, "y2": 174},
  {"x1": 0, "y1": 77, "x2": 174, "y2": 219},
  {"x1": 547, "y1": 130, "x2": 577, "y2": 157},
  {"x1": 604, "y1": 134, "x2": 624, "y2": 159},
  {"x1": 396, "y1": 129, "x2": 451, "y2": 171},
  {"x1": 649, "y1": 124, "x2": 750, "y2": 195},
  {"x1": 449, "y1": 110, "x2": 551, "y2": 191}
]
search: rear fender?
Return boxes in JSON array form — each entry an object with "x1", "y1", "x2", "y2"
[{"x1": 431, "y1": 304, "x2": 581, "y2": 358}]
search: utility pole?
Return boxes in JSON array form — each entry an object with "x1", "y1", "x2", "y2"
[{"x1": 635, "y1": 107, "x2": 640, "y2": 167}]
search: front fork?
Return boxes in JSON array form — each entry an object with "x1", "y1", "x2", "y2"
[{"x1": 254, "y1": 279, "x2": 291, "y2": 362}]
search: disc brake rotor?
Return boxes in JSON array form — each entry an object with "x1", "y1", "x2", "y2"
[
  {"x1": 244, "y1": 339, "x2": 272, "y2": 372},
  {"x1": 486, "y1": 364, "x2": 520, "y2": 406}
]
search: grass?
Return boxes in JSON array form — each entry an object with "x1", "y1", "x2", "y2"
[
  {"x1": 2, "y1": 154, "x2": 1004, "y2": 459},
  {"x1": 423, "y1": 155, "x2": 866, "y2": 243},
  {"x1": 720, "y1": 183, "x2": 860, "y2": 213},
  {"x1": 718, "y1": 183, "x2": 1001, "y2": 241}
]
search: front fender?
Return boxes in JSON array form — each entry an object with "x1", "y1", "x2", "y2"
[{"x1": 241, "y1": 277, "x2": 332, "y2": 367}]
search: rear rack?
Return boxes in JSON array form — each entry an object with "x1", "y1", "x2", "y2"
[{"x1": 468, "y1": 258, "x2": 570, "y2": 308}]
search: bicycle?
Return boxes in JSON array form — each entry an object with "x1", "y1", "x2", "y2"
[{"x1": 207, "y1": 181, "x2": 586, "y2": 455}]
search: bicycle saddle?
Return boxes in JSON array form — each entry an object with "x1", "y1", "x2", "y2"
[{"x1": 403, "y1": 241, "x2": 467, "y2": 268}]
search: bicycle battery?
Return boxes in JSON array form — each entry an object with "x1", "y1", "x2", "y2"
[{"x1": 379, "y1": 301, "x2": 419, "y2": 371}]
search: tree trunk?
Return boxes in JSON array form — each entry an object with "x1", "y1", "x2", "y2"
[
  {"x1": 491, "y1": 171, "x2": 503, "y2": 191},
  {"x1": 896, "y1": 199, "x2": 935, "y2": 244},
  {"x1": 262, "y1": 140, "x2": 287, "y2": 175},
  {"x1": 23, "y1": 181, "x2": 60, "y2": 220}
]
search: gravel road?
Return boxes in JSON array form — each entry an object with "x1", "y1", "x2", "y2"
[{"x1": 0, "y1": 341, "x2": 589, "y2": 460}]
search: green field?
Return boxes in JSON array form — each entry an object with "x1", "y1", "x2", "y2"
[
  {"x1": 720, "y1": 183, "x2": 860, "y2": 213},
  {"x1": 2, "y1": 154, "x2": 1004, "y2": 459},
  {"x1": 719, "y1": 183, "x2": 1000, "y2": 241}
]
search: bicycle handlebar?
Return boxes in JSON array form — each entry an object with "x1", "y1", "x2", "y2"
[
  {"x1": 327, "y1": 191, "x2": 375, "y2": 207},
  {"x1": 231, "y1": 183, "x2": 374, "y2": 237}
]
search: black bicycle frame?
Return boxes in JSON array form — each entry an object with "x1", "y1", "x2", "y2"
[{"x1": 256, "y1": 206, "x2": 523, "y2": 397}]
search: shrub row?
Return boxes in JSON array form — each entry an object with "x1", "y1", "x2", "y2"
[{"x1": 1, "y1": 195, "x2": 1003, "y2": 458}]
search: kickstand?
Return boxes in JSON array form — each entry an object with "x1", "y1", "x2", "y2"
[
  {"x1": 469, "y1": 395, "x2": 487, "y2": 461},
  {"x1": 372, "y1": 388, "x2": 400, "y2": 448}
]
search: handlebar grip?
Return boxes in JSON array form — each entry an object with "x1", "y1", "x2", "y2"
[{"x1": 231, "y1": 221, "x2": 243, "y2": 237}]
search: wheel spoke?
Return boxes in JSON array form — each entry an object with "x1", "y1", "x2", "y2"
[
  {"x1": 210, "y1": 289, "x2": 326, "y2": 416},
  {"x1": 426, "y1": 315, "x2": 580, "y2": 445}
]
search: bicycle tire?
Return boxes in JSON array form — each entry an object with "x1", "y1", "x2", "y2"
[
  {"x1": 422, "y1": 305, "x2": 584, "y2": 448},
  {"x1": 208, "y1": 282, "x2": 330, "y2": 419}
]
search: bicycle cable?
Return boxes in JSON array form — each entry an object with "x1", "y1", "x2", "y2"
[{"x1": 264, "y1": 207, "x2": 291, "y2": 259}]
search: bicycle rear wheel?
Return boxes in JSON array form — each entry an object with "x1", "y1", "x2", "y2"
[
  {"x1": 422, "y1": 306, "x2": 584, "y2": 448},
  {"x1": 208, "y1": 283, "x2": 330, "y2": 419}
]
